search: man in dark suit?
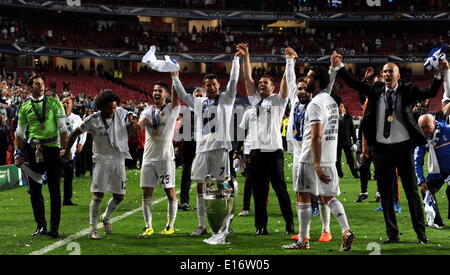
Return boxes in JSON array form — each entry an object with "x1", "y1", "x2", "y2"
[
  {"x1": 336, "y1": 103, "x2": 359, "y2": 178},
  {"x1": 332, "y1": 51, "x2": 446, "y2": 244}
]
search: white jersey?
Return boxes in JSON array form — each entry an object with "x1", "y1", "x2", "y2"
[
  {"x1": 172, "y1": 56, "x2": 240, "y2": 154},
  {"x1": 285, "y1": 58, "x2": 337, "y2": 148},
  {"x1": 140, "y1": 103, "x2": 180, "y2": 162},
  {"x1": 299, "y1": 92, "x2": 339, "y2": 165},
  {"x1": 79, "y1": 110, "x2": 125, "y2": 164},
  {"x1": 248, "y1": 93, "x2": 287, "y2": 151},
  {"x1": 65, "y1": 112, "x2": 86, "y2": 157},
  {"x1": 239, "y1": 108, "x2": 256, "y2": 155}
]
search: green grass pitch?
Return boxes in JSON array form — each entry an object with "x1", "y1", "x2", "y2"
[{"x1": 1, "y1": 153, "x2": 449, "y2": 255}]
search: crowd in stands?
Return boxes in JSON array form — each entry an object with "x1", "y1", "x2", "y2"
[
  {"x1": 1, "y1": 14, "x2": 449, "y2": 56},
  {"x1": 76, "y1": 0, "x2": 450, "y2": 12}
]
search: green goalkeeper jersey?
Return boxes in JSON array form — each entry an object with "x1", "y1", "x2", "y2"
[{"x1": 18, "y1": 96, "x2": 66, "y2": 147}]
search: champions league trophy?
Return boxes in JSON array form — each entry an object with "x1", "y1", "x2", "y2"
[{"x1": 203, "y1": 175, "x2": 238, "y2": 245}]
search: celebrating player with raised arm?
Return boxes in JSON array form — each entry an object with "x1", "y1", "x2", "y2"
[
  {"x1": 171, "y1": 49, "x2": 241, "y2": 236},
  {"x1": 138, "y1": 81, "x2": 180, "y2": 237},
  {"x1": 281, "y1": 47, "x2": 337, "y2": 243},
  {"x1": 282, "y1": 64, "x2": 355, "y2": 251}
]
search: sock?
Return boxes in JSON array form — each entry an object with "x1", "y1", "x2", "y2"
[
  {"x1": 102, "y1": 197, "x2": 121, "y2": 221},
  {"x1": 89, "y1": 197, "x2": 102, "y2": 227},
  {"x1": 142, "y1": 195, "x2": 153, "y2": 228},
  {"x1": 319, "y1": 202, "x2": 331, "y2": 232},
  {"x1": 328, "y1": 198, "x2": 350, "y2": 234},
  {"x1": 197, "y1": 194, "x2": 206, "y2": 227},
  {"x1": 167, "y1": 199, "x2": 178, "y2": 229},
  {"x1": 298, "y1": 203, "x2": 312, "y2": 241}
]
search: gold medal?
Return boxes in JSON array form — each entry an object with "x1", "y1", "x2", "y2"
[
  {"x1": 293, "y1": 129, "x2": 298, "y2": 135},
  {"x1": 40, "y1": 124, "x2": 46, "y2": 130},
  {"x1": 387, "y1": 115, "x2": 394, "y2": 123},
  {"x1": 153, "y1": 130, "x2": 160, "y2": 136}
]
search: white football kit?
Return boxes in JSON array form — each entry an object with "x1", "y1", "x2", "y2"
[
  {"x1": 172, "y1": 56, "x2": 240, "y2": 181},
  {"x1": 284, "y1": 58, "x2": 337, "y2": 191},
  {"x1": 65, "y1": 112, "x2": 86, "y2": 158},
  {"x1": 139, "y1": 103, "x2": 180, "y2": 189},
  {"x1": 297, "y1": 92, "x2": 340, "y2": 196},
  {"x1": 79, "y1": 107, "x2": 130, "y2": 195}
]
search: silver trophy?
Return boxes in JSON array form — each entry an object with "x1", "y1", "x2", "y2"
[{"x1": 203, "y1": 175, "x2": 238, "y2": 245}]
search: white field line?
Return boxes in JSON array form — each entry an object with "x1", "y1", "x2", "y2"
[{"x1": 29, "y1": 189, "x2": 183, "y2": 255}]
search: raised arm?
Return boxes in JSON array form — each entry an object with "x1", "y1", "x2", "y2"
[
  {"x1": 237, "y1": 43, "x2": 257, "y2": 96},
  {"x1": 224, "y1": 53, "x2": 241, "y2": 101},
  {"x1": 170, "y1": 77, "x2": 180, "y2": 108},
  {"x1": 441, "y1": 63, "x2": 450, "y2": 116},
  {"x1": 171, "y1": 72, "x2": 194, "y2": 108},
  {"x1": 409, "y1": 61, "x2": 446, "y2": 102},
  {"x1": 331, "y1": 51, "x2": 372, "y2": 96},
  {"x1": 284, "y1": 47, "x2": 298, "y2": 100}
]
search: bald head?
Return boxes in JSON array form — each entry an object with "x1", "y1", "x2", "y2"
[
  {"x1": 418, "y1": 114, "x2": 435, "y2": 137},
  {"x1": 382, "y1": 63, "x2": 400, "y2": 89}
]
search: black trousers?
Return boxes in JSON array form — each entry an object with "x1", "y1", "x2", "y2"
[
  {"x1": 242, "y1": 154, "x2": 253, "y2": 211},
  {"x1": 179, "y1": 141, "x2": 196, "y2": 206},
  {"x1": 359, "y1": 154, "x2": 373, "y2": 193},
  {"x1": 247, "y1": 149, "x2": 294, "y2": 230},
  {"x1": 27, "y1": 145, "x2": 63, "y2": 232},
  {"x1": 373, "y1": 141, "x2": 426, "y2": 239},
  {"x1": 63, "y1": 159, "x2": 74, "y2": 203},
  {"x1": 336, "y1": 143, "x2": 358, "y2": 177},
  {"x1": 126, "y1": 142, "x2": 139, "y2": 169},
  {"x1": 420, "y1": 172, "x2": 450, "y2": 225}
]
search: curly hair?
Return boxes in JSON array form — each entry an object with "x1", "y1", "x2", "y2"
[{"x1": 94, "y1": 89, "x2": 121, "y2": 111}]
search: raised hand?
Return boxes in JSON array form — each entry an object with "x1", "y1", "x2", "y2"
[
  {"x1": 364, "y1": 67, "x2": 374, "y2": 79},
  {"x1": 285, "y1": 47, "x2": 298, "y2": 59},
  {"x1": 236, "y1": 43, "x2": 249, "y2": 57},
  {"x1": 438, "y1": 59, "x2": 449, "y2": 72},
  {"x1": 170, "y1": 71, "x2": 179, "y2": 78}
]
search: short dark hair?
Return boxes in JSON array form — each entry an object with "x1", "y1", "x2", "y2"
[
  {"x1": 154, "y1": 81, "x2": 170, "y2": 93},
  {"x1": 27, "y1": 74, "x2": 45, "y2": 87},
  {"x1": 306, "y1": 65, "x2": 329, "y2": 89},
  {"x1": 260, "y1": 75, "x2": 276, "y2": 86},
  {"x1": 94, "y1": 89, "x2": 121, "y2": 111},
  {"x1": 296, "y1": 76, "x2": 306, "y2": 84},
  {"x1": 203, "y1": 74, "x2": 218, "y2": 82}
]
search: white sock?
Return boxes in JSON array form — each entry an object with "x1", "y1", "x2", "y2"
[
  {"x1": 167, "y1": 199, "x2": 178, "y2": 228},
  {"x1": 298, "y1": 203, "x2": 312, "y2": 241},
  {"x1": 142, "y1": 196, "x2": 153, "y2": 228},
  {"x1": 319, "y1": 202, "x2": 331, "y2": 232},
  {"x1": 328, "y1": 198, "x2": 350, "y2": 234},
  {"x1": 102, "y1": 197, "x2": 121, "y2": 221},
  {"x1": 197, "y1": 195, "x2": 206, "y2": 227},
  {"x1": 89, "y1": 197, "x2": 102, "y2": 227}
]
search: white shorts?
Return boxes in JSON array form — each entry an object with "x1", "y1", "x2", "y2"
[
  {"x1": 92, "y1": 162, "x2": 127, "y2": 195},
  {"x1": 140, "y1": 160, "x2": 176, "y2": 189},
  {"x1": 191, "y1": 149, "x2": 230, "y2": 181},
  {"x1": 294, "y1": 163, "x2": 340, "y2": 197}
]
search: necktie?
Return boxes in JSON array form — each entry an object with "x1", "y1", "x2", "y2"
[{"x1": 383, "y1": 91, "x2": 394, "y2": 138}]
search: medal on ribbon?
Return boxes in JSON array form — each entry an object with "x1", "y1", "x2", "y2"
[{"x1": 31, "y1": 96, "x2": 47, "y2": 131}]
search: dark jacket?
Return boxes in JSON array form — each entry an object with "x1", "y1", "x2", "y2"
[
  {"x1": 337, "y1": 67, "x2": 443, "y2": 148},
  {"x1": 338, "y1": 114, "x2": 356, "y2": 147}
]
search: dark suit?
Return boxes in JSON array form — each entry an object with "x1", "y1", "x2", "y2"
[
  {"x1": 336, "y1": 113, "x2": 358, "y2": 177},
  {"x1": 337, "y1": 66, "x2": 443, "y2": 240}
]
